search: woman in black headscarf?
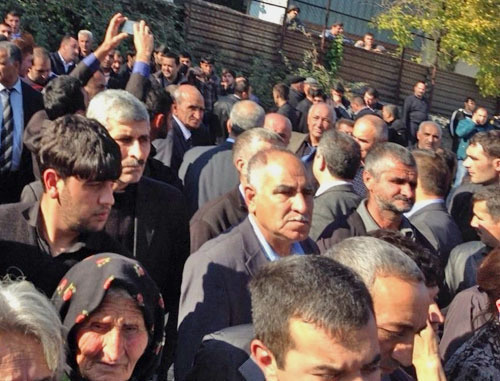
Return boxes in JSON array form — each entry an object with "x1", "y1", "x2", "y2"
[{"x1": 52, "y1": 253, "x2": 165, "y2": 381}]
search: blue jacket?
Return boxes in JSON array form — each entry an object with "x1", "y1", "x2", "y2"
[{"x1": 455, "y1": 118, "x2": 492, "y2": 159}]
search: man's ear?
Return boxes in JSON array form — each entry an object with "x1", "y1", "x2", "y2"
[
  {"x1": 227, "y1": 119, "x2": 232, "y2": 135},
  {"x1": 363, "y1": 168, "x2": 374, "y2": 190},
  {"x1": 250, "y1": 339, "x2": 278, "y2": 381},
  {"x1": 152, "y1": 113, "x2": 165, "y2": 130},
  {"x1": 42, "y1": 169, "x2": 61, "y2": 199},
  {"x1": 493, "y1": 158, "x2": 500, "y2": 174},
  {"x1": 244, "y1": 184, "x2": 257, "y2": 213}
]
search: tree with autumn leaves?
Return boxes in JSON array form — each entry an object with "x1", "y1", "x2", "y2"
[{"x1": 375, "y1": 0, "x2": 499, "y2": 97}]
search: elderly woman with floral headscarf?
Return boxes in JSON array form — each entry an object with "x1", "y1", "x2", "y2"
[{"x1": 52, "y1": 253, "x2": 165, "y2": 381}]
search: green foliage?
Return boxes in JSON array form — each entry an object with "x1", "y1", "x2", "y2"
[
  {"x1": 0, "y1": 0, "x2": 185, "y2": 52},
  {"x1": 287, "y1": 36, "x2": 345, "y2": 93},
  {"x1": 374, "y1": 0, "x2": 500, "y2": 97},
  {"x1": 247, "y1": 55, "x2": 287, "y2": 111}
]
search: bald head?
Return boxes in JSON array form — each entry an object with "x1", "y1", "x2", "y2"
[
  {"x1": 264, "y1": 113, "x2": 292, "y2": 146},
  {"x1": 352, "y1": 115, "x2": 388, "y2": 160},
  {"x1": 172, "y1": 84, "x2": 205, "y2": 130}
]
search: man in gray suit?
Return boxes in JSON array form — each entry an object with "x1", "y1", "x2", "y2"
[
  {"x1": 406, "y1": 149, "x2": 462, "y2": 266},
  {"x1": 176, "y1": 148, "x2": 319, "y2": 380},
  {"x1": 310, "y1": 129, "x2": 362, "y2": 240}
]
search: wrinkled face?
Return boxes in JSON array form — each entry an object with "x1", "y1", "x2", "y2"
[
  {"x1": 58, "y1": 176, "x2": 115, "y2": 233},
  {"x1": 416, "y1": 123, "x2": 441, "y2": 150},
  {"x1": 414, "y1": 83, "x2": 426, "y2": 98},
  {"x1": 271, "y1": 318, "x2": 381, "y2": 381},
  {"x1": 173, "y1": 89, "x2": 205, "y2": 130},
  {"x1": 179, "y1": 56, "x2": 191, "y2": 67},
  {"x1": 464, "y1": 143, "x2": 499, "y2": 185},
  {"x1": 107, "y1": 118, "x2": 151, "y2": 188},
  {"x1": 365, "y1": 160, "x2": 417, "y2": 214},
  {"x1": 0, "y1": 48, "x2": 19, "y2": 87},
  {"x1": 76, "y1": 294, "x2": 148, "y2": 381},
  {"x1": 78, "y1": 34, "x2": 93, "y2": 56},
  {"x1": 473, "y1": 108, "x2": 488, "y2": 125},
  {"x1": 0, "y1": 330, "x2": 53, "y2": 381},
  {"x1": 160, "y1": 56, "x2": 178, "y2": 81},
  {"x1": 371, "y1": 276, "x2": 429, "y2": 374},
  {"x1": 101, "y1": 50, "x2": 114, "y2": 70},
  {"x1": 246, "y1": 153, "x2": 314, "y2": 245},
  {"x1": 5, "y1": 15, "x2": 20, "y2": 33},
  {"x1": 84, "y1": 71, "x2": 106, "y2": 101},
  {"x1": 364, "y1": 93, "x2": 377, "y2": 108},
  {"x1": 352, "y1": 124, "x2": 377, "y2": 161},
  {"x1": 0, "y1": 24, "x2": 11, "y2": 39},
  {"x1": 61, "y1": 37, "x2": 79, "y2": 62},
  {"x1": 471, "y1": 200, "x2": 500, "y2": 247},
  {"x1": 307, "y1": 104, "x2": 333, "y2": 143},
  {"x1": 200, "y1": 61, "x2": 213, "y2": 77},
  {"x1": 27, "y1": 56, "x2": 51, "y2": 85},
  {"x1": 331, "y1": 24, "x2": 343, "y2": 35}
]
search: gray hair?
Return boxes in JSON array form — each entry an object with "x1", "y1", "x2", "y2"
[
  {"x1": 78, "y1": 29, "x2": 93, "y2": 40},
  {"x1": 418, "y1": 120, "x2": 442, "y2": 137},
  {"x1": 0, "y1": 41, "x2": 22, "y2": 64},
  {"x1": 229, "y1": 100, "x2": 265, "y2": 133},
  {"x1": 382, "y1": 104, "x2": 399, "y2": 119},
  {"x1": 364, "y1": 142, "x2": 415, "y2": 178},
  {"x1": 87, "y1": 89, "x2": 150, "y2": 127},
  {"x1": 325, "y1": 237, "x2": 425, "y2": 289},
  {"x1": 317, "y1": 129, "x2": 361, "y2": 180},
  {"x1": 232, "y1": 128, "x2": 284, "y2": 170},
  {"x1": 0, "y1": 278, "x2": 66, "y2": 378}
]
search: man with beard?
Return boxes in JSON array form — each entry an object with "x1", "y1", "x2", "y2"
[
  {"x1": 0, "y1": 114, "x2": 124, "y2": 296},
  {"x1": 317, "y1": 142, "x2": 434, "y2": 253},
  {"x1": 25, "y1": 47, "x2": 51, "y2": 91}
]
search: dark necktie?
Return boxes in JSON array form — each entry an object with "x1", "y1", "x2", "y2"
[{"x1": 0, "y1": 88, "x2": 13, "y2": 174}]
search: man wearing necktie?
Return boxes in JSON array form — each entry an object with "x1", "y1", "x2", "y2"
[{"x1": 0, "y1": 41, "x2": 43, "y2": 203}]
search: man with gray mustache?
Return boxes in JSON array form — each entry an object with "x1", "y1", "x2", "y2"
[
  {"x1": 317, "y1": 142, "x2": 434, "y2": 253},
  {"x1": 87, "y1": 89, "x2": 190, "y2": 376},
  {"x1": 176, "y1": 147, "x2": 319, "y2": 380}
]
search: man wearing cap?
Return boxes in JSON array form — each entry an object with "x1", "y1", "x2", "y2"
[
  {"x1": 286, "y1": 75, "x2": 305, "y2": 108},
  {"x1": 285, "y1": 5, "x2": 307, "y2": 34},
  {"x1": 296, "y1": 77, "x2": 319, "y2": 133}
]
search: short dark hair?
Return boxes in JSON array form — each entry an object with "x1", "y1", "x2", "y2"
[
  {"x1": 309, "y1": 87, "x2": 324, "y2": 99},
  {"x1": 412, "y1": 149, "x2": 450, "y2": 197},
  {"x1": 383, "y1": 104, "x2": 399, "y2": 119},
  {"x1": 6, "y1": 10, "x2": 21, "y2": 18},
  {"x1": 163, "y1": 51, "x2": 179, "y2": 65},
  {"x1": 465, "y1": 97, "x2": 475, "y2": 103},
  {"x1": 179, "y1": 51, "x2": 191, "y2": 60},
  {"x1": 318, "y1": 129, "x2": 360, "y2": 179},
  {"x1": 364, "y1": 87, "x2": 379, "y2": 98},
  {"x1": 200, "y1": 56, "x2": 214, "y2": 64},
  {"x1": 364, "y1": 32, "x2": 374, "y2": 38},
  {"x1": 335, "y1": 118, "x2": 354, "y2": 130},
  {"x1": 351, "y1": 96, "x2": 365, "y2": 108},
  {"x1": 234, "y1": 77, "x2": 250, "y2": 96},
  {"x1": 155, "y1": 44, "x2": 169, "y2": 55},
  {"x1": 250, "y1": 255, "x2": 374, "y2": 368},
  {"x1": 469, "y1": 130, "x2": 500, "y2": 159},
  {"x1": 369, "y1": 229, "x2": 442, "y2": 287},
  {"x1": 126, "y1": 50, "x2": 136, "y2": 58},
  {"x1": 473, "y1": 185, "x2": 500, "y2": 221},
  {"x1": 221, "y1": 67, "x2": 235, "y2": 78},
  {"x1": 144, "y1": 83, "x2": 173, "y2": 119},
  {"x1": 43, "y1": 76, "x2": 85, "y2": 120},
  {"x1": 37, "y1": 114, "x2": 121, "y2": 185},
  {"x1": 273, "y1": 83, "x2": 289, "y2": 100}
]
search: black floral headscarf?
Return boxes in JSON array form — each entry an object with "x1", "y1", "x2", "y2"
[{"x1": 52, "y1": 253, "x2": 165, "y2": 380}]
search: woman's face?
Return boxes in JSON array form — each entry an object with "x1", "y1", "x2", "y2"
[{"x1": 75, "y1": 293, "x2": 148, "y2": 381}]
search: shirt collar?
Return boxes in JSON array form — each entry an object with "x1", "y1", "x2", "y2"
[
  {"x1": 58, "y1": 51, "x2": 73, "y2": 66},
  {"x1": 405, "y1": 198, "x2": 444, "y2": 218},
  {"x1": 173, "y1": 115, "x2": 192, "y2": 140},
  {"x1": 315, "y1": 180, "x2": 351, "y2": 197},
  {"x1": 0, "y1": 78, "x2": 21, "y2": 93},
  {"x1": 248, "y1": 214, "x2": 304, "y2": 261},
  {"x1": 357, "y1": 199, "x2": 415, "y2": 238}
]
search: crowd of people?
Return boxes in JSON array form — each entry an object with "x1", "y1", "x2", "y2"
[{"x1": 0, "y1": 8, "x2": 499, "y2": 381}]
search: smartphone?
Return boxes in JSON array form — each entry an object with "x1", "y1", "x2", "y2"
[{"x1": 121, "y1": 20, "x2": 136, "y2": 35}]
